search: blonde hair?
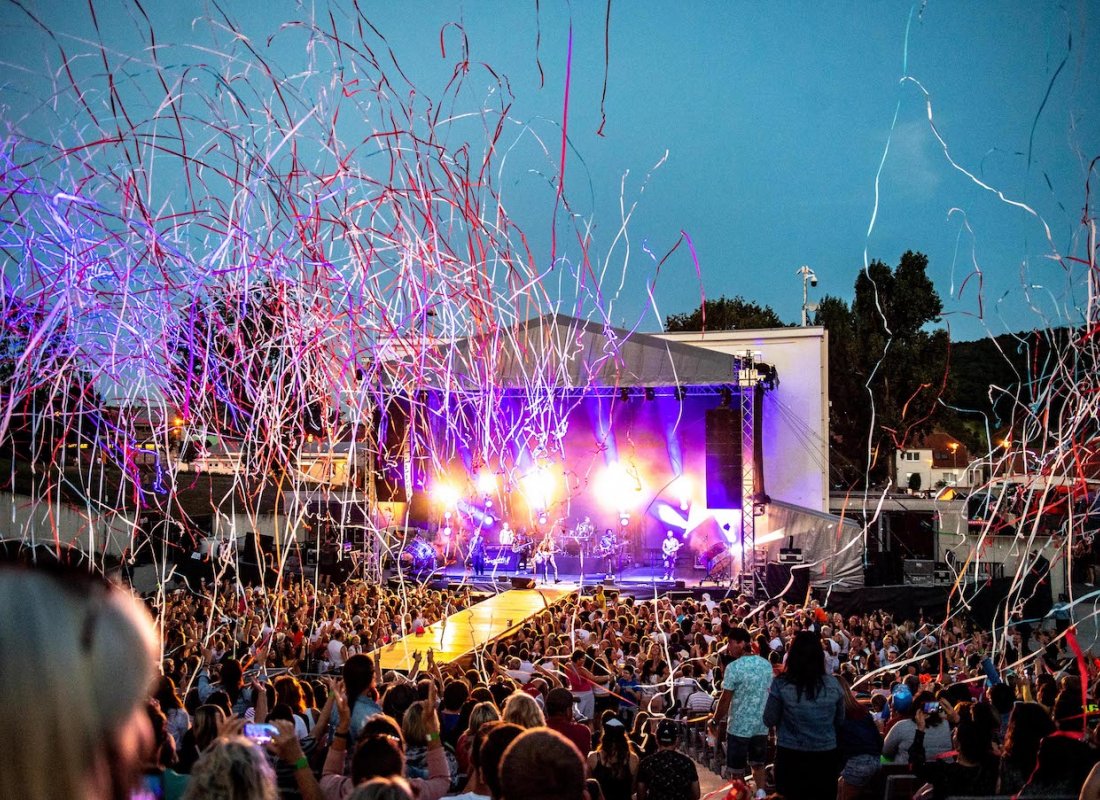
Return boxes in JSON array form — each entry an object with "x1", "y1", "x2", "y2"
[
  {"x1": 466, "y1": 701, "x2": 501, "y2": 737},
  {"x1": 402, "y1": 700, "x2": 430, "y2": 745},
  {"x1": 183, "y1": 736, "x2": 278, "y2": 800},
  {"x1": 502, "y1": 691, "x2": 545, "y2": 729},
  {"x1": 0, "y1": 565, "x2": 158, "y2": 800}
]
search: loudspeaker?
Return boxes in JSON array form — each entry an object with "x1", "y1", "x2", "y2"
[
  {"x1": 705, "y1": 406, "x2": 742, "y2": 509},
  {"x1": 373, "y1": 400, "x2": 408, "y2": 503},
  {"x1": 904, "y1": 559, "x2": 935, "y2": 586},
  {"x1": 763, "y1": 563, "x2": 810, "y2": 598},
  {"x1": 511, "y1": 576, "x2": 536, "y2": 589}
]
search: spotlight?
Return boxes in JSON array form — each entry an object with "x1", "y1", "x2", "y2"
[
  {"x1": 522, "y1": 468, "x2": 554, "y2": 510},
  {"x1": 645, "y1": 387, "x2": 656, "y2": 401},
  {"x1": 434, "y1": 483, "x2": 460, "y2": 508},
  {"x1": 476, "y1": 471, "x2": 497, "y2": 495},
  {"x1": 674, "y1": 386, "x2": 686, "y2": 401},
  {"x1": 719, "y1": 387, "x2": 732, "y2": 407},
  {"x1": 619, "y1": 387, "x2": 630, "y2": 402},
  {"x1": 598, "y1": 462, "x2": 642, "y2": 511}
]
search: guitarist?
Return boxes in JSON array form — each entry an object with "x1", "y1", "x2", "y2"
[
  {"x1": 661, "y1": 530, "x2": 683, "y2": 581},
  {"x1": 535, "y1": 531, "x2": 560, "y2": 584},
  {"x1": 511, "y1": 529, "x2": 533, "y2": 573}
]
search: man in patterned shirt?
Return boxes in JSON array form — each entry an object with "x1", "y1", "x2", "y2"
[
  {"x1": 712, "y1": 626, "x2": 773, "y2": 799},
  {"x1": 636, "y1": 719, "x2": 700, "y2": 800}
]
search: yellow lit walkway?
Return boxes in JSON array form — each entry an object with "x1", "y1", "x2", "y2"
[{"x1": 373, "y1": 587, "x2": 574, "y2": 672}]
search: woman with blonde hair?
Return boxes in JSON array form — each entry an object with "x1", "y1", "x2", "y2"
[
  {"x1": 0, "y1": 559, "x2": 159, "y2": 800},
  {"x1": 456, "y1": 701, "x2": 501, "y2": 782},
  {"x1": 402, "y1": 700, "x2": 460, "y2": 789},
  {"x1": 182, "y1": 736, "x2": 278, "y2": 800},
  {"x1": 501, "y1": 691, "x2": 545, "y2": 729}
]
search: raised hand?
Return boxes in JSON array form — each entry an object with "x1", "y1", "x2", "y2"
[
  {"x1": 423, "y1": 679, "x2": 441, "y2": 737},
  {"x1": 265, "y1": 719, "x2": 305, "y2": 763}
]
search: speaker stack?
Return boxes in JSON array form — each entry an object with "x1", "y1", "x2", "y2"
[{"x1": 705, "y1": 406, "x2": 743, "y2": 510}]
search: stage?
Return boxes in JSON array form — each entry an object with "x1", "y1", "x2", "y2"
[
  {"x1": 372, "y1": 586, "x2": 574, "y2": 671},
  {"x1": 427, "y1": 561, "x2": 729, "y2": 593},
  {"x1": 416, "y1": 555, "x2": 811, "y2": 599}
]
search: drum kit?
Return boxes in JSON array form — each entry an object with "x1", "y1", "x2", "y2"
[
  {"x1": 562, "y1": 520, "x2": 626, "y2": 559},
  {"x1": 400, "y1": 536, "x2": 438, "y2": 578}
]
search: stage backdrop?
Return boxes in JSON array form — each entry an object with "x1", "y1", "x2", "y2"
[{"x1": 406, "y1": 390, "x2": 747, "y2": 560}]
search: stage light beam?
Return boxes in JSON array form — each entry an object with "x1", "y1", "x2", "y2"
[
  {"x1": 434, "y1": 483, "x2": 461, "y2": 509},
  {"x1": 476, "y1": 471, "x2": 498, "y2": 495},
  {"x1": 598, "y1": 462, "x2": 642, "y2": 512},
  {"x1": 522, "y1": 467, "x2": 554, "y2": 510}
]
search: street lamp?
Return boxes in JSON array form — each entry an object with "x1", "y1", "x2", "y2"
[
  {"x1": 796, "y1": 266, "x2": 819, "y2": 326},
  {"x1": 949, "y1": 442, "x2": 959, "y2": 485}
]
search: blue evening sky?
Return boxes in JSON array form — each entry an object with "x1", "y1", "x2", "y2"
[{"x1": 2, "y1": 1, "x2": 1096, "y2": 342}]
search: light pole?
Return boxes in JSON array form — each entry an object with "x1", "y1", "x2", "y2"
[
  {"x1": 797, "y1": 265, "x2": 819, "y2": 326},
  {"x1": 949, "y1": 442, "x2": 959, "y2": 485}
]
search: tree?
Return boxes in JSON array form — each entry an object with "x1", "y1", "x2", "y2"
[
  {"x1": 665, "y1": 295, "x2": 787, "y2": 332},
  {"x1": 816, "y1": 251, "x2": 949, "y2": 488},
  {"x1": 167, "y1": 279, "x2": 341, "y2": 475},
  {"x1": 908, "y1": 472, "x2": 922, "y2": 493},
  {"x1": 0, "y1": 290, "x2": 101, "y2": 463}
]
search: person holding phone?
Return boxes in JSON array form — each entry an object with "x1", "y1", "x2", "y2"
[{"x1": 883, "y1": 691, "x2": 952, "y2": 765}]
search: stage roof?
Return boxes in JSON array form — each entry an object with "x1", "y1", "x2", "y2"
[{"x1": 439, "y1": 313, "x2": 745, "y2": 390}]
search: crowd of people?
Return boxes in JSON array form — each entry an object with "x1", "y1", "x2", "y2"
[{"x1": 8, "y1": 553, "x2": 1100, "y2": 800}]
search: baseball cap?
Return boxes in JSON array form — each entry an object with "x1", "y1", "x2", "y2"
[
  {"x1": 891, "y1": 685, "x2": 913, "y2": 713},
  {"x1": 656, "y1": 718, "x2": 679, "y2": 744}
]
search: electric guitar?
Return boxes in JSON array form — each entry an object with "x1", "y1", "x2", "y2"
[
  {"x1": 662, "y1": 538, "x2": 684, "y2": 558},
  {"x1": 534, "y1": 543, "x2": 559, "y2": 565}
]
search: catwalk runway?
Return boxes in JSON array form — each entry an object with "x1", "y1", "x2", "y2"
[{"x1": 372, "y1": 586, "x2": 575, "y2": 672}]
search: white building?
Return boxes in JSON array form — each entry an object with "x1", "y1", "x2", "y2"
[{"x1": 895, "y1": 432, "x2": 979, "y2": 493}]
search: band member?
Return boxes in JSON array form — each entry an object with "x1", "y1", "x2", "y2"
[
  {"x1": 511, "y1": 529, "x2": 533, "y2": 573},
  {"x1": 535, "y1": 531, "x2": 560, "y2": 584},
  {"x1": 600, "y1": 527, "x2": 619, "y2": 578},
  {"x1": 661, "y1": 530, "x2": 683, "y2": 581},
  {"x1": 498, "y1": 522, "x2": 515, "y2": 547},
  {"x1": 469, "y1": 527, "x2": 487, "y2": 577}
]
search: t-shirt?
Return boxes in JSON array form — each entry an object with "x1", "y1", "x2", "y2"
[
  {"x1": 637, "y1": 749, "x2": 699, "y2": 800},
  {"x1": 547, "y1": 716, "x2": 592, "y2": 756},
  {"x1": 722, "y1": 654, "x2": 773, "y2": 738}
]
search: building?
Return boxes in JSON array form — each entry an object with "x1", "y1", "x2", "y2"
[{"x1": 895, "y1": 432, "x2": 977, "y2": 492}]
